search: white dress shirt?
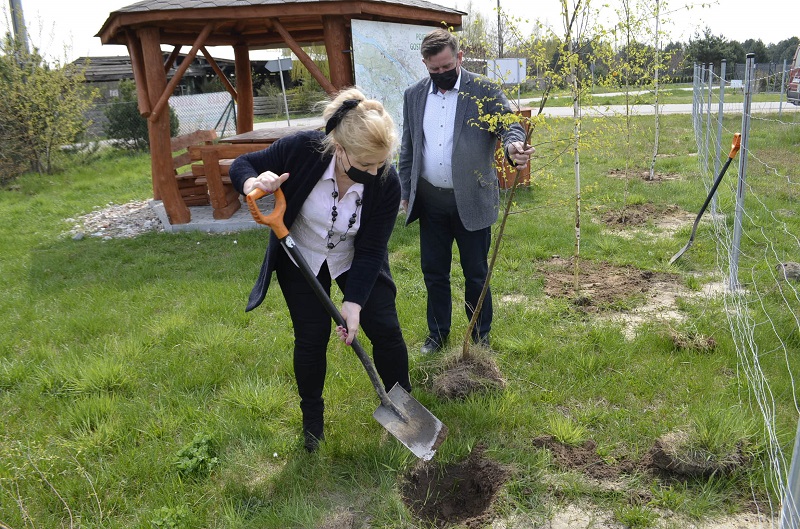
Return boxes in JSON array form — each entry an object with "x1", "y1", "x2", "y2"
[
  {"x1": 290, "y1": 157, "x2": 364, "y2": 278},
  {"x1": 421, "y1": 72, "x2": 462, "y2": 189}
]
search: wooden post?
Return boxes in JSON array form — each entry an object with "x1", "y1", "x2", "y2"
[
  {"x1": 234, "y1": 44, "x2": 254, "y2": 134},
  {"x1": 322, "y1": 16, "x2": 354, "y2": 89},
  {"x1": 270, "y1": 18, "x2": 337, "y2": 94},
  {"x1": 201, "y1": 46, "x2": 238, "y2": 99},
  {"x1": 149, "y1": 23, "x2": 214, "y2": 124},
  {"x1": 139, "y1": 27, "x2": 191, "y2": 224},
  {"x1": 164, "y1": 46, "x2": 182, "y2": 73},
  {"x1": 125, "y1": 30, "x2": 152, "y2": 119}
]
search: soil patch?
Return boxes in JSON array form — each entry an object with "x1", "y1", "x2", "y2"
[
  {"x1": 600, "y1": 202, "x2": 685, "y2": 228},
  {"x1": 642, "y1": 431, "x2": 751, "y2": 479},
  {"x1": 431, "y1": 355, "x2": 506, "y2": 400},
  {"x1": 536, "y1": 256, "x2": 676, "y2": 312},
  {"x1": 607, "y1": 168, "x2": 682, "y2": 182},
  {"x1": 533, "y1": 435, "x2": 636, "y2": 480},
  {"x1": 534, "y1": 432, "x2": 749, "y2": 482},
  {"x1": 401, "y1": 444, "x2": 510, "y2": 528}
]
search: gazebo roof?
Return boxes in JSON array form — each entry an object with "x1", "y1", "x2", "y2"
[{"x1": 97, "y1": 0, "x2": 465, "y2": 48}]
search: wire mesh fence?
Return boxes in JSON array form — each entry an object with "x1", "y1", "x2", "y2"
[
  {"x1": 84, "y1": 91, "x2": 240, "y2": 146},
  {"x1": 692, "y1": 59, "x2": 800, "y2": 529}
]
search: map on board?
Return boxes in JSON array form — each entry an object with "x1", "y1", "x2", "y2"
[{"x1": 351, "y1": 20, "x2": 432, "y2": 137}]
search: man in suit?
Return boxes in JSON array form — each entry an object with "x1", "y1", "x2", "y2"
[{"x1": 399, "y1": 28, "x2": 534, "y2": 354}]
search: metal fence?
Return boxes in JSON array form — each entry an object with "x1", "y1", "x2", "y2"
[
  {"x1": 692, "y1": 56, "x2": 800, "y2": 529},
  {"x1": 84, "y1": 91, "x2": 239, "y2": 144}
]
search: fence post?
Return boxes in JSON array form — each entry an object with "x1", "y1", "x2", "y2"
[
  {"x1": 729, "y1": 53, "x2": 754, "y2": 292},
  {"x1": 704, "y1": 64, "x2": 713, "y2": 185},
  {"x1": 780, "y1": 59, "x2": 787, "y2": 118},
  {"x1": 712, "y1": 60, "x2": 726, "y2": 216},
  {"x1": 692, "y1": 63, "x2": 698, "y2": 131},
  {"x1": 780, "y1": 417, "x2": 800, "y2": 529},
  {"x1": 699, "y1": 64, "x2": 706, "y2": 123}
]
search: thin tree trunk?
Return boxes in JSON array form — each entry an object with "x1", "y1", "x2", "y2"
[{"x1": 649, "y1": 0, "x2": 661, "y2": 180}]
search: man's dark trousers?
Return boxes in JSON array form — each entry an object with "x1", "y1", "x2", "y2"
[{"x1": 417, "y1": 177, "x2": 492, "y2": 343}]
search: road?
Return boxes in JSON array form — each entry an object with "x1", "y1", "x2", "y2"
[{"x1": 248, "y1": 99, "x2": 798, "y2": 132}]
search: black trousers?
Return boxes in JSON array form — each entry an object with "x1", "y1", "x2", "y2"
[
  {"x1": 417, "y1": 178, "x2": 492, "y2": 342},
  {"x1": 275, "y1": 249, "x2": 411, "y2": 425}
]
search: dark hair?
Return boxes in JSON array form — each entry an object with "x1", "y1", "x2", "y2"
[{"x1": 420, "y1": 28, "x2": 459, "y2": 59}]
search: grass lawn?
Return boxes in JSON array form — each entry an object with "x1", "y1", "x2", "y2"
[{"x1": 1, "y1": 112, "x2": 799, "y2": 528}]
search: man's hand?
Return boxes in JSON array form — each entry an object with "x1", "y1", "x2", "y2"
[
  {"x1": 335, "y1": 301, "x2": 362, "y2": 346},
  {"x1": 400, "y1": 199, "x2": 409, "y2": 213},
  {"x1": 508, "y1": 142, "x2": 535, "y2": 170},
  {"x1": 243, "y1": 171, "x2": 290, "y2": 195}
]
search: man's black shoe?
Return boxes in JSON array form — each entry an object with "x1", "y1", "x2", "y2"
[
  {"x1": 420, "y1": 335, "x2": 446, "y2": 355},
  {"x1": 472, "y1": 333, "x2": 491, "y2": 348}
]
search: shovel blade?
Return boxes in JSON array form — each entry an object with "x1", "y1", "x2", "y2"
[
  {"x1": 669, "y1": 240, "x2": 692, "y2": 265},
  {"x1": 372, "y1": 384, "x2": 448, "y2": 461}
]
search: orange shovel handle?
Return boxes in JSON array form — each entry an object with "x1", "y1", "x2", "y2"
[
  {"x1": 729, "y1": 132, "x2": 741, "y2": 159},
  {"x1": 245, "y1": 187, "x2": 288, "y2": 239}
]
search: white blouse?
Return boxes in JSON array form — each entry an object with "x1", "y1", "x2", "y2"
[{"x1": 289, "y1": 157, "x2": 364, "y2": 278}]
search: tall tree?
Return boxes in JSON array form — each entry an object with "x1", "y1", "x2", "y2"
[
  {"x1": 742, "y1": 39, "x2": 769, "y2": 63},
  {"x1": 685, "y1": 28, "x2": 729, "y2": 67}
]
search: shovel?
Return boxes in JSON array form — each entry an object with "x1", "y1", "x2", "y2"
[
  {"x1": 669, "y1": 132, "x2": 741, "y2": 265},
  {"x1": 246, "y1": 187, "x2": 448, "y2": 460}
]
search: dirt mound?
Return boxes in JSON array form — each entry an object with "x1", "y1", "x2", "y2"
[
  {"x1": 607, "y1": 168, "x2": 682, "y2": 182},
  {"x1": 600, "y1": 203, "x2": 684, "y2": 227},
  {"x1": 536, "y1": 256, "x2": 676, "y2": 312},
  {"x1": 533, "y1": 435, "x2": 636, "y2": 480},
  {"x1": 431, "y1": 355, "x2": 506, "y2": 400},
  {"x1": 401, "y1": 445, "x2": 510, "y2": 528},
  {"x1": 642, "y1": 431, "x2": 750, "y2": 478},
  {"x1": 533, "y1": 432, "x2": 749, "y2": 482}
]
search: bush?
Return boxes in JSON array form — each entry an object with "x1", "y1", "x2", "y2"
[
  {"x1": 104, "y1": 80, "x2": 179, "y2": 151},
  {"x1": 0, "y1": 36, "x2": 98, "y2": 178}
]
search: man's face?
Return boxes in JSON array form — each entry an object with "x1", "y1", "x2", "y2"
[{"x1": 423, "y1": 48, "x2": 463, "y2": 74}]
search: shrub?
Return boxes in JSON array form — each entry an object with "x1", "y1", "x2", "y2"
[
  {"x1": 104, "y1": 80, "x2": 179, "y2": 151},
  {"x1": 0, "y1": 35, "x2": 97, "y2": 179}
]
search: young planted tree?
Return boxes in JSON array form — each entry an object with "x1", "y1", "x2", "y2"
[{"x1": 459, "y1": 0, "x2": 599, "y2": 358}]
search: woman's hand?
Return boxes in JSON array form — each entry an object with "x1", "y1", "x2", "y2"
[
  {"x1": 335, "y1": 302, "x2": 362, "y2": 346},
  {"x1": 243, "y1": 171, "x2": 290, "y2": 195}
]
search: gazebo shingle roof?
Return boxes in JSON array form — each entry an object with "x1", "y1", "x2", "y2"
[{"x1": 114, "y1": 0, "x2": 462, "y2": 15}]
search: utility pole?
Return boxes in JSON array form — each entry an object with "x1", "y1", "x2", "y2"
[{"x1": 8, "y1": 0, "x2": 30, "y2": 53}]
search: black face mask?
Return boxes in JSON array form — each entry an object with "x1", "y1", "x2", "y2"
[
  {"x1": 346, "y1": 165, "x2": 377, "y2": 184},
  {"x1": 342, "y1": 150, "x2": 384, "y2": 184},
  {"x1": 430, "y1": 66, "x2": 459, "y2": 91}
]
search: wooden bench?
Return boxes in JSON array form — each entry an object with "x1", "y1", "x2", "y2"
[
  {"x1": 188, "y1": 142, "x2": 271, "y2": 220},
  {"x1": 170, "y1": 130, "x2": 218, "y2": 207}
]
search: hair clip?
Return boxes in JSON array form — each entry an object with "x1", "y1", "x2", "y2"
[{"x1": 325, "y1": 99, "x2": 360, "y2": 134}]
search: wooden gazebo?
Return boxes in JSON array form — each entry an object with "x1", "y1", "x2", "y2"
[{"x1": 97, "y1": 0, "x2": 464, "y2": 224}]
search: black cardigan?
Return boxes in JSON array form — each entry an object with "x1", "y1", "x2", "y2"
[{"x1": 229, "y1": 130, "x2": 400, "y2": 312}]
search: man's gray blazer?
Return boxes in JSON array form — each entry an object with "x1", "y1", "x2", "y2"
[{"x1": 398, "y1": 68, "x2": 527, "y2": 231}]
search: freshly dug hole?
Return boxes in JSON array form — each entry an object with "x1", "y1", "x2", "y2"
[{"x1": 400, "y1": 444, "x2": 509, "y2": 528}]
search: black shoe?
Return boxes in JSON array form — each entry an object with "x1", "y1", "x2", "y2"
[
  {"x1": 420, "y1": 335, "x2": 446, "y2": 355},
  {"x1": 304, "y1": 430, "x2": 325, "y2": 452},
  {"x1": 472, "y1": 333, "x2": 491, "y2": 348},
  {"x1": 302, "y1": 415, "x2": 324, "y2": 452}
]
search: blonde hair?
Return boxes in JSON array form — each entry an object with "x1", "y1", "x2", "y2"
[{"x1": 320, "y1": 88, "x2": 398, "y2": 166}]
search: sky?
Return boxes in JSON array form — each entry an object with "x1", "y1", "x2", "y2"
[{"x1": 1, "y1": 0, "x2": 797, "y2": 63}]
